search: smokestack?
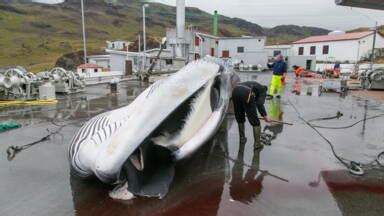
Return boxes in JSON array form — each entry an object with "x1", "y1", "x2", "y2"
[
  {"x1": 176, "y1": 0, "x2": 185, "y2": 40},
  {"x1": 213, "y1": 10, "x2": 218, "y2": 36}
]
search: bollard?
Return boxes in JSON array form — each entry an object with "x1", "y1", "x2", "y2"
[
  {"x1": 110, "y1": 77, "x2": 120, "y2": 94},
  {"x1": 306, "y1": 86, "x2": 313, "y2": 96},
  {"x1": 110, "y1": 82, "x2": 117, "y2": 94}
]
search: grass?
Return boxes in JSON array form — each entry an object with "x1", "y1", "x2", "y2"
[{"x1": 0, "y1": 2, "x2": 330, "y2": 72}]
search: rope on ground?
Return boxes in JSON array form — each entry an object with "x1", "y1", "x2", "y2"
[
  {"x1": 288, "y1": 100, "x2": 384, "y2": 176},
  {"x1": 0, "y1": 100, "x2": 58, "y2": 106},
  {"x1": 5, "y1": 119, "x2": 86, "y2": 161}
]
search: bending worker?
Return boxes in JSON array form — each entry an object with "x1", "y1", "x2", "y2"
[
  {"x1": 267, "y1": 54, "x2": 287, "y2": 99},
  {"x1": 293, "y1": 65, "x2": 303, "y2": 78},
  {"x1": 232, "y1": 81, "x2": 271, "y2": 149}
]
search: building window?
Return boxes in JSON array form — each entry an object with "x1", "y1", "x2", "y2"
[
  {"x1": 94, "y1": 69, "x2": 98, "y2": 72},
  {"x1": 165, "y1": 59, "x2": 173, "y2": 65},
  {"x1": 195, "y1": 36, "x2": 200, "y2": 46},
  {"x1": 273, "y1": 50, "x2": 281, "y2": 57},
  {"x1": 222, "y1": 50, "x2": 230, "y2": 58},
  {"x1": 82, "y1": 69, "x2": 85, "y2": 73},
  {"x1": 237, "y1": 47, "x2": 244, "y2": 53},
  {"x1": 310, "y1": 46, "x2": 316, "y2": 55},
  {"x1": 323, "y1": 45, "x2": 329, "y2": 54},
  {"x1": 298, "y1": 47, "x2": 304, "y2": 55}
]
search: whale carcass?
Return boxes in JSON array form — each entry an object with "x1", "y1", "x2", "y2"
[{"x1": 69, "y1": 58, "x2": 239, "y2": 199}]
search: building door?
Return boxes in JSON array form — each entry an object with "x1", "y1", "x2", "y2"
[
  {"x1": 211, "y1": 48, "x2": 215, "y2": 56},
  {"x1": 125, "y1": 60, "x2": 133, "y2": 75},
  {"x1": 222, "y1": 50, "x2": 229, "y2": 58},
  {"x1": 306, "y1": 60, "x2": 312, "y2": 70}
]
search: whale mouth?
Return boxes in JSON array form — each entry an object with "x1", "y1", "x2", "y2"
[
  {"x1": 149, "y1": 76, "x2": 221, "y2": 150},
  {"x1": 117, "y1": 76, "x2": 223, "y2": 198}
]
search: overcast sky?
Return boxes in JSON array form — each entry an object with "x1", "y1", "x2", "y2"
[{"x1": 35, "y1": 0, "x2": 384, "y2": 30}]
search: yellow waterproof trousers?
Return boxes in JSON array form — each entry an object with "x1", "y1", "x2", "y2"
[{"x1": 269, "y1": 75, "x2": 283, "y2": 96}]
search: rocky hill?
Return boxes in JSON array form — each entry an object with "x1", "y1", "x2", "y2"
[{"x1": 0, "y1": 0, "x2": 329, "y2": 71}]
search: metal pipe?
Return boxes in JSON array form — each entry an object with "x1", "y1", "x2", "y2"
[
  {"x1": 81, "y1": 0, "x2": 87, "y2": 64},
  {"x1": 175, "y1": 0, "x2": 186, "y2": 59},
  {"x1": 138, "y1": 34, "x2": 141, "y2": 53},
  {"x1": 142, "y1": 4, "x2": 149, "y2": 71},
  {"x1": 370, "y1": 21, "x2": 378, "y2": 70},
  {"x1": 213, "y1": 10, "x2": 218, "y2": 36},
  {"x1": 143, "y1": 5, "x2": 147, "y2": 53},
  {"x1": 176, "y1": 0, "x2": 185, "y2": 40}
]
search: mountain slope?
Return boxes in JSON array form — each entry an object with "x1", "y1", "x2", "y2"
[
  {"x1": 0, "y1": 1, "x2": 329, "y2": 71},
  {"x1": 348, "y1": 25, "x2": 384, "y2": 35}
]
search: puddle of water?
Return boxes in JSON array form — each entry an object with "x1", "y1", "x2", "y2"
[{"x1": 0, "y1": 75, "x2": 384, "y2": 216}]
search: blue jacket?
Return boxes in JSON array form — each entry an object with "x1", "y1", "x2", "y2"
[{"x1": 269, "y1": 60, "x2": 287, "y2": 76}]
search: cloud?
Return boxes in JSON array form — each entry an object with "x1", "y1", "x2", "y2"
[{"x1": 154, "y1": 0, "x2": 384, "y2": 30}]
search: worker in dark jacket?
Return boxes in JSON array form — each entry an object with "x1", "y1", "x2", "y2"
[
  {"x1": 267, "y1": 54, "x2": 287, "y2": 99},
  {"x1": 232, "y1": 81, "x2": 271, "y2": 149}
]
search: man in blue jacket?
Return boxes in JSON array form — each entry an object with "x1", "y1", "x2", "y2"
[{"x1": 267, "y1": 54, "x2": 287, "y2": 99}]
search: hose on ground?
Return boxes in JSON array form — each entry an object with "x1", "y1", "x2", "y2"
[
  {"x1": 288, "y1": 100, "x2": 384, "y2": 176},
  {"x1": 0, "y1": 100, "x2": 58, "y2": 106},
  {"x1": 311, "y1": 113, "x2": 384, "y2": 130}
]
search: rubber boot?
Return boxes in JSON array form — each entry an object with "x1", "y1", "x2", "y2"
[
  {"x1": 253, "y1": 126, "x2": 263, "y2": 150},
  {"x1": 238, "y1": 123, "x2": 247, "y2": 144}
]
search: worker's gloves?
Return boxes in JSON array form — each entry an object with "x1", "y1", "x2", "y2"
[{"x1": 263, "y1": 116, "x2": 272, "y2": 123}]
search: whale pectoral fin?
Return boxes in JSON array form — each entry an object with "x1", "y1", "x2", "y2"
[{"x1": 121, "y1": 143, "x2": 175, "y2": 199}]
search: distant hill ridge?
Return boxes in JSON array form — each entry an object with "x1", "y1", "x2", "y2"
[{"x1": 0, "y1": 0, "x2": 330, "y2": 71}]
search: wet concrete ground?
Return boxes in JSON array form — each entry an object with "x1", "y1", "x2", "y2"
[{"x1": 1, "y1": 72, "x2": 384, "y2": 216}]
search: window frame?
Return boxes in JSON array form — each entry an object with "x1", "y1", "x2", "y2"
[
  {"x1": 298, "y1": 47, "x2": 304, "y2": 55},
  {"x1": 310, "y1": 46, "x2": 316, "y2": 55},
  {"x1": 273, "y1": 50, "x2": 281, "y2": 57},
  {"x1": 237, "y1": 46, "x2": 245, "y2": 53},
  {"x1": 323, "y1": 45, "x2": 329, "y2": 55}
]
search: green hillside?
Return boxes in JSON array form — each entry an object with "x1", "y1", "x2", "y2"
[{"x1": 0, "y1": 1, "x2": 329, "y2": 72}]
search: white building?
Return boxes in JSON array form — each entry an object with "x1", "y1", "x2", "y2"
[
  {"x1": 106, "y1": 50, "x2": 141, "y2": 75},
  {"x1": 264, "y1": 44, "x2": 292, "y2": 60},
  {"x1": 106, "y1": 48, "x2": 188, "y2": 75},
  {"x1": 102, "y1": 30, "x2": 269, "y2": 75},
  {"x1": 88, "y1": 55, "x2": 110, "y2": 69},
  {"x1": 217, "y1": 36, "x2": 268, "y2": 66},
  {"x1": 291, "y1": 31, "x2": 384, "y2": 63},
  {"x1": 194, "y1": 32, "x2": 219, "y2": 59},
  {"x1": 166, "y1": 28, "x2": 268, "y2": 66},
  {"x1": 106, "y1": 40, "x2": 130, "y2": 50},
  {"x1": 77, "y1": 63, "x2": 103, "y2": 74}
]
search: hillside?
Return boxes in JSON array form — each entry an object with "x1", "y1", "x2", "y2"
[
  {"x1": 348, "y1": 25, "x2": 384, "y2": 35},
  {"x1": 0, "y1": 1, "x2": 329, "y2": 71}
]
